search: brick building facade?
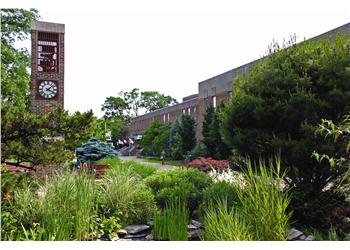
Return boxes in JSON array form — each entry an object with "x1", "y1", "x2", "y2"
[
  {"x1": 128, "y1": 22, "x2": 350, "y2": 141},
  {"x1": 30, "y1": 21, "x2": 65, "y2": 115}
]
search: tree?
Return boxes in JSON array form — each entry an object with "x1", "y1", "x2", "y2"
[
  {"x1": 220, "y1": 34, "x2": 350, "y2": 194},
  {"x1": 119, "y1": 88, "x2": 142, "y2": 117},
  {"x1": 140, "y1": 91, "x2": 178, "y2": 112},
  {"x1": 141, "y1": 120, "x2": 171, "y2": 156},
  {"x1": 1, "y1": 107, "x2": 97, "y2": 170},
  {"x1": 171, "y1": 114, "x2": 196, "y2": 160},
  {"x1": 1, "y1": 9, "x2": 40, "y2": 112},
  {"x1": 101, "y1": 96, "x2": 129, "y2": 120},
  {"x1": 202, "y1": 106, "x2": 230, "y2": 159}
]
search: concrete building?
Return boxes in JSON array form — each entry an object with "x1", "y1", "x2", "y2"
[{"x1": 128, "y1": 22, "x2": 350, "y2": 141}]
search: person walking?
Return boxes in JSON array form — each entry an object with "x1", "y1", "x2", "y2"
[{"x1": 160, "y1": 150, "x2": 166, "y2": 165}]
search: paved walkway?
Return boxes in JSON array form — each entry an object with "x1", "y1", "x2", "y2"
[{"x1": 119, "y1": 156, "x2": 177, "y2": 170}]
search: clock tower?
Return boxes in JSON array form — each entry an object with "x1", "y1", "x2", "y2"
[{"x1": 30, "y1": 21, "x2": 65, "y2": 115}]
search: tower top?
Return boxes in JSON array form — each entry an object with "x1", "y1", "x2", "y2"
[{"x1": 31, "y1": 21, "x2": 65, "y2": 33}]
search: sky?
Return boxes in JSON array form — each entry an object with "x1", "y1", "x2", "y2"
[{"x1": 3, "y1": 0, "x2": 350, "y2": 118}]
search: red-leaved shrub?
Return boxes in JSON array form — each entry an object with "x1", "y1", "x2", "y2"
[{"x1": 185, "y1": 157, "x2": 228, "y2": 172}]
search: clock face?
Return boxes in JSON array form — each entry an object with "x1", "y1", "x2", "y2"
[{"x1": 38, "y1": 81, "x2": 58, "y2": 99}]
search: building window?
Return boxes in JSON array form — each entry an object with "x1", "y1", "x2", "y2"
[
  {"x1": 204, "y1": 98, "x2": 208, "y2": 110},
  {"x1": 183, "y1": 109, "x2": 185, "y2": 114},
  {"x1": 167, "y1": 113, "x2": 170, "y2": 122},
  {"x1": 212, "y1": 96, "x2": 217, "y2": 109},
  {"x1": 163, "y1": 114, "x2": 166, "y2": 123},
  {"x1": 194, "y1": 107, "x2": 196, "y2": 113},
  {"x1": 37, "y1": 32, "x2": 59, "y2": 73},
  {"x1": 188, "y1": 107, "x2": 191, "y2": 115}
]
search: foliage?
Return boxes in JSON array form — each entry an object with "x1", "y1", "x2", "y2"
[
  {"x1": 171, "y1": 114, "x2": 197, "y2": 160},
  {"x1": 75, "y1": 138, "x2": 118, "y2": 166},
  {"x1": 202, "y1": 181, "x2": 241, "y2": 211},
  {"x1": 204, "y1": 159, "x2": 290, "y2": 241},
  {"x1": 145, "y1": 168, "x2": 212, "y2": 215},
  {"x1": 204, "y1": 200, "x2": 252, "y2": 241},
  {"x1": 202, "y1": 106, "x2": 230, "y2": 159},
  {"x1": 1, "y1": 212, "x2": 19, "y2": 240},
  {"x1": 220, "y1": 35, "x2": 350, "y2": 194},
  {"x1": 141, "y1": 120, "x2": 171, "y2": 156},
  {"x1": 185, "y1": 157, "x2": 229, "y2": 172},
  {"x1": 41, "y1": 171, "x2": 97, "y2": 240},
  {"x1": 101, "y1": 96, "x2": 129, "y2": 120},
  {"x1": 2, "y1": 106, "x2": 97, "y2": 170},
  {"x1": 98, "y1": 158, "x2": 159, "y2": 179},
  {"x1": 119, "y1": 88, "x2": 142, "y2": 117},
  {"x1": 12, "y1": 187, "x2": 43, "y2": 228},
  {"x1": 98, "y1": 167, "x2": 156, "y2": 225},
  {"x1": 289, "y1": 189, "x2": 350, "y2": 236},
  {"x1": 236, "y1": 159, "x2": 291, "y2": 240},
  {"x1": 313, "y1": 113, "x2": 350, "y2": 172},
  {"x1": 1, "y1": 168, "x2": 32, "y2": 205},
  {"x1": 90, "y1": 213, "x2": 122, "y2": 239},
  {"x1": 1, "y1": 9, "x2": 39, "y2": 112},
  {"x1": 153, "y1": 198, "x2": 189, "y2": 241},
  {"x1": 140, "y1": 91, "x2": 178, "y2": 112}
]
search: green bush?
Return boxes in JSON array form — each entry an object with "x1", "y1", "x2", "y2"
[
  {"x1": 145, "y1": 168, "x2": 212, "y2": 214},
  {"x1": 99, "y1": 167, "x2": 156, "y2": 225},
  {"x1": 220, "y1": 34, "x2": 350, "y2": 194},
  {"x1": 202, "y1": 181, "x2": 241, "y2": 211},
  {"x1": 153, "y1": 198, "x2": 189, "y2": 241}
]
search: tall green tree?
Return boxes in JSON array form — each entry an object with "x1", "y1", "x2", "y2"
[
  {"x1": 141, "y1": 120, "x2": 171, "y2": 156},
  {"x1": 171, "y1": 114, "x2": 196, "y2": 160},
  {"x1": 202, "y1": 106, "x2": 230, "y2": 159},
  {"x1": 101, "y1": 96, "x2": 129, "y2": 120},
  {"x1": 140, "y1": 91, "x2": 178, "y2": 112},
  {"x1": 220, "y1": 34, "x2": 350, "y2": 194}
]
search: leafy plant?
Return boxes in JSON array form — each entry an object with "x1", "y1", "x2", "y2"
[
  {"x1": 202, "y1": 181, "x2": 241, "y2": 211},
  {"x1": 99, "y1": 167, "x2": 156, "y2": 225},
  {"x1": 41, "y1": 171, "x2": 97, "y2": 240},
  {"x1": 204, "y1": 200, "x2": 252, "y2": 241},
  {"x1": 153, "y1": 198, "x2": 189, "y2": 241},
  {"x1": 235, "y1": 159, "x2": 291, "y2": 240},
  {"x1": 1, "y1": 212, "x2": 19, "y2": 240},
  {"x1": 145, "y1": 168, "x2": 212, "y2": 215}
]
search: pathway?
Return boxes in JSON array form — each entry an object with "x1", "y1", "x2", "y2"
[{"x1": 119, "y1": 156, "x2": 177, "y2": 170}]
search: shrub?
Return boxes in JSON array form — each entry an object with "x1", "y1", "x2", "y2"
[
  {"x1": 220, "y1": 35, "x2": 350, "y2": 195},
  {"x1": 185, "y1": 157, "x2": 228, "y2": 172},
  {"x1": 99, "y1": 167, "x2": 156, "y2": 225},
  {"x1": 204, "y1": 200, "x2": 252, "y2": 241},
  {"x1": 153, "y1": 198, "x2": 189, "y2": 241},
  {"x1": 202, "y1": 181, "x2": 241, "y2": 211},
  {"x1": 145, "y1": 168, "x2": 212, "y2": 214},
  {"x1": 98, "y1": 158, "x2": 158, "y2": 179}
]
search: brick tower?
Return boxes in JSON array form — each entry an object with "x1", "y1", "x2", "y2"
[{"x1": 30, "y1": 21, "x2": 65, "y2": 115}]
